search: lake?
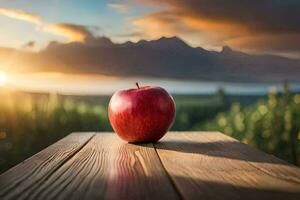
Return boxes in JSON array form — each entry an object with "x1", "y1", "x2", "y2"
[{"x1": 6, "y1": 73, "x2": 300, "y2": 95}]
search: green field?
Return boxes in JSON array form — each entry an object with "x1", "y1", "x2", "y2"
[{"x1": 0, "y1": 87, "x2": 299, "y2": 173}]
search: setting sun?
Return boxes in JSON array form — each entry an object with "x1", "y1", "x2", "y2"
[{"x1": 0, "y1": 71, "x2": 7, "y2": 86}]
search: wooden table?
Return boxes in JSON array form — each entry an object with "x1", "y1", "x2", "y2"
[{"x1": 0, "y1": 132, "x2": 300, "y2": 200}]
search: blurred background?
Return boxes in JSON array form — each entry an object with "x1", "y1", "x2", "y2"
[{"x1": 0, "y1": 0, "x2": 300, "y2": 172}]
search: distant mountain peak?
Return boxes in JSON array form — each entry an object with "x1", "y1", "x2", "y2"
[
  {"x1": 120, "y1": 41, "x2": 134, "y2": 47},
  {"x1": 158, "y1": 36, "x2": 181, "y2": 41},
  {"x1": 221, "y1": 45, "x2": 233, "y2": 54},
  {"x1": 85, "y1": 36, "x2": 113, "y2": 46},
  {"x1": 136, "y1": 39, "x2": 148, "y2": 45},
  {"x1": 158, "y1": 36, "x2": 186, "y2": 44},
  {"x1": 142, "y1": 36, "x2": 189, "y2": 50}
]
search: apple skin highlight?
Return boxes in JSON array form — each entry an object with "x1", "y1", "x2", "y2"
[{"x1": 108, "y1": 85, "x2": 176, "y2": 143}]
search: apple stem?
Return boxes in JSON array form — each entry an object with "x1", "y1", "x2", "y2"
[{"x1": 136, "y1": 82, "x2": 140, "y2": 89}]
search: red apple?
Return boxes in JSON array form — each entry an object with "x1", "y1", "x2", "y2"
[{"x1": 108, "y1": 83, "x2": 176, "y2": 142}]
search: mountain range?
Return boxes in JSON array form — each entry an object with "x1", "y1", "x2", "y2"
[{"x1": 1, "y1": 36, "x2": 300, "y2": 82}]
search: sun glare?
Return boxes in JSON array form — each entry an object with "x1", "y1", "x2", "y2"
[{"x1": 0, "y1": 71, "x2": 8, "y2": 86}]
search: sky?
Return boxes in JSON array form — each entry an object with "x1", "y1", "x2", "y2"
[
  {"x1": 0, "y1": 0, "x2": 299, "y2": 58},
  {"x1": 0, "y1": 0, "x2": 151, "y2": 49}
]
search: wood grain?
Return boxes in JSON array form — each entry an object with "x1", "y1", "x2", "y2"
[
  {"x1": 1, "y1": 132, "x2": 300, "y2": 200},
  {"x1": 19, "y1": 133, "x2": 179, "y2": 200},
  {"x1": 0, "y1": 132, "x2": 94, "y2": 200},
  {"x1": 155, "y1": 132, "x2": 300, "y2": 200}
]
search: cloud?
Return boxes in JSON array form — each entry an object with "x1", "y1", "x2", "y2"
[
  {"x1": 107, "y1": 3, "x2": 129, "y2": 13},
  {"x1": 137, "y1": 0, "x2": 300, "y2": 33},
  {"x1": 0, "y1": 7, "x2": 41, "y2": 24},
  {"x1": 0, "y1": 7, "x2": 100, "y2": 43},
  {"x1": 132, "y1": 10, "x2": 244, "y2": 47},
  {"x1": 131, "y1": 0, "x2": 300, "y2": 54},
  {"x1": 227, "y1": 33, "x2": 300, "y2": 59},
  {"x1": 44, "y1": 23, "x2": 95, "y2": 42}
]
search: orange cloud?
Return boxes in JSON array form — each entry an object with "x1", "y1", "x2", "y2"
[
  {"x1": 226, "y1": 33, "x2": 300, "y2": 58},
  {"x1": 107, "y1": 3, "x2": 129, "y2": 13},
  {"x1": 0, "y1": 7, "x2": 41, "y2": 24},
  {"x1": 44, "y1": 23, "x2": 93, "y2": 42},
  {"x1": 130, "y1": 0, "x2": 300, "y2": 54},
  {"x1": 131, "y1": 11, "x2": 248, "y2": 49},
  {"x1": 136, "y1": 0, "x2": 300, "y2": 34},
  {"x1": 132, "y1": 12, "x2": 179, "y2": 39},
  {"x1": 0, "y1": 7, "x2": 98, "y2": 43}
]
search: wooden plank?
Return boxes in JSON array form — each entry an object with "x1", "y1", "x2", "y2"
[
  {"x1": 0, "y1": 132, "x2": 94, "y2": 200},
  {"x1": 154, "y1": 132, "x2": 300, "y2": 200},
  {"x1": 18, "y1": 133, "x2": 179, "y2": 200}
]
